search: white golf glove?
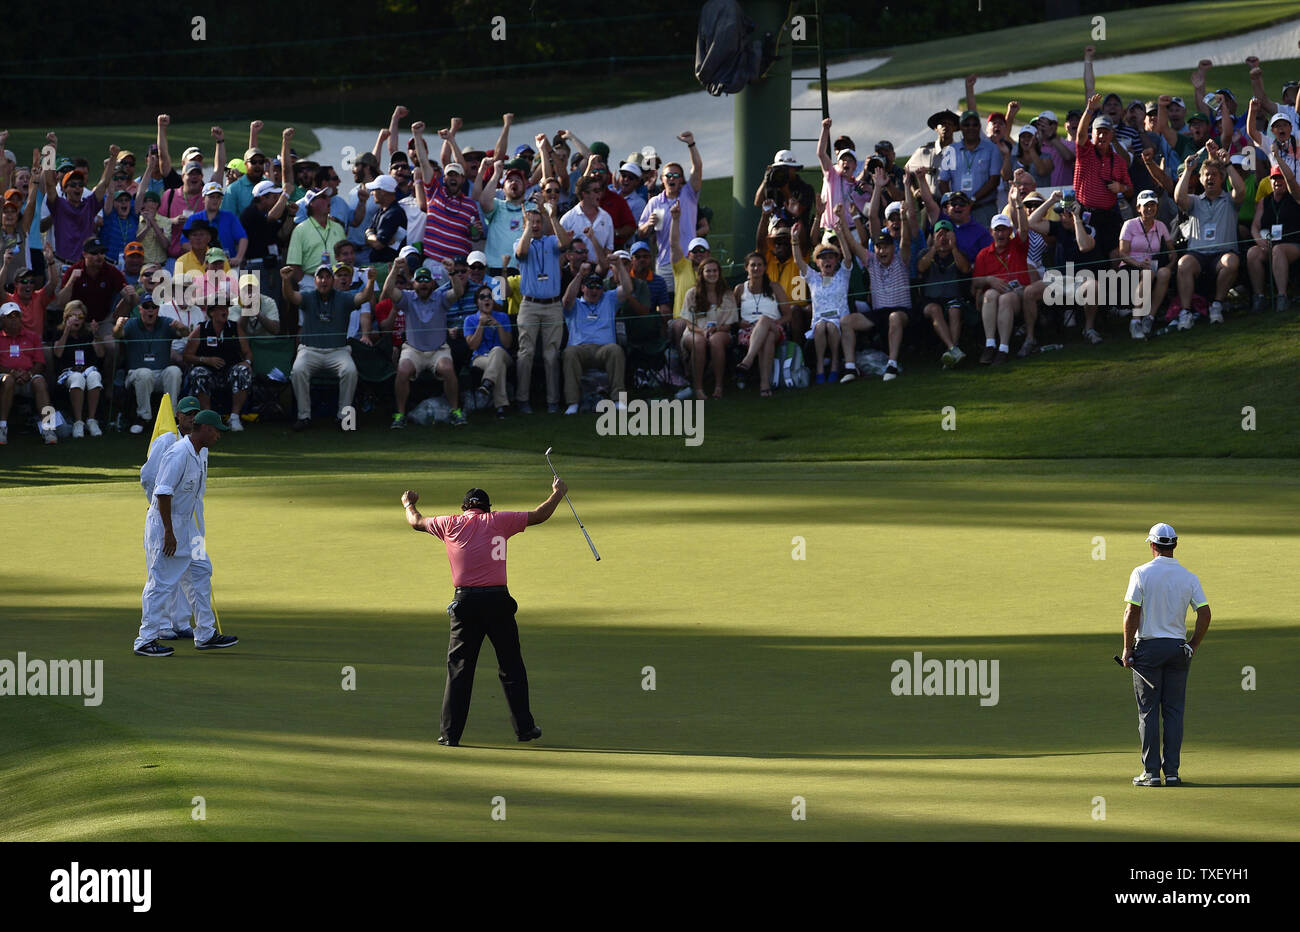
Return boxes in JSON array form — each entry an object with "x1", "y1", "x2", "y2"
[{"x1": 1182, "y1": 643, "x2": 1195, "y2": 661}]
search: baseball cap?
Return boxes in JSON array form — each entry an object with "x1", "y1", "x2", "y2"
[
  {"x1": 305, "y1": 187, "x2": 332, "y2": 204},
  {"x1": 1215, "y1": 87, "x2": 1235, "y2": 101},
  {"x1": 252, "y1": 179, "x2": 283, "y2": 198},
  {"x1": 205, "y1": 247, "x2": 228, "y2": 263},
  {"x1": 202, "y1": 181, "x2": 224, "y2": 197},
  {"x1": 398, "y1": 244, "x2": 421, "y2": 260},
  {"x1": 194, "y1": 409, "x2": 230, "y2": 431},
  {"x1": 960, "y1": 109, "x2": 980, "y2": 122},
  {"x1": 513, "y1": 144, "x2": 535, "y2": 157},
  {"x1": 355, "y1": 152, "x2": 380, "y2": 170},
  {"x1": 619, "y1": 161, "x2": 643, "y2": 177},
  {"x1": 466, "y1": 251, "x2": 488, "y2": 267},
  {"x1": 139, "y1": 292, "x2": 158, "y2": 307},
  {"x1": 2, "y1": 188, "x2": 20, "y2": 204},
  {"x1": 629, "y1": 241, "x2": 651, "y2": 254},
  {"x1": 1093, "y1": 116, "x2": 1115, "y2": 130},
  {"x1": 1145, "y1": 523, "x2": 1177, "y2": 546},
  {"x1": 186, "y1": 218, "x2": 215, "y2": 237},
  {"x1": 1103, "y1": 92, "x2": 1122, "y2": 104},
  {"x1": 687, "y1": 237, "x2": 710, "y2": 253},
  {"x1": 82, "y1": 237, "x2": 107, "y2": 255},
  {"x1": 990, "y1": 214, "x2": 1013, "y2": 229},
  {"x1": 176, "y1": 396, "x2": 201, "y2": 414},
  {"x1": 1066, "y1": 108, "x2": 1084, "y2": 120},
  {"x1": 611, "y1": 249, "x2": 632, "y2": 261},
  {"x1": 412, "y1": 267, "x2": 433, "y2": 282},
  {"x1": 124, "y1": 241, "x2": 145, "y2": 257},
  {"x1": 243, "y1": 147, "x2": 265, "y2": 161},
  {"x1": 942, "y1": 190, "x2": 971, "y2": 206},
  {"x1": 589, "y1": 141, "x2": 611, "y2": 159},
  {"x1": 182, "y1": 146, "x2": 203, "y2": 162},
  {"x1": 1170, "y1": 96, "x2": 1186, "y2": 107},
  {"x1": 1144, "y1": 100, "x2": 1159, "y2": 115},
  {"x1": 1127, "y1": 98, "x2": 1145, "y2": 111},
  {"x1": 443, "y1": 163, "x2": 464, "y2": 177},
  {"x1": 875, "y1": 140, "x2": 894, "y2": 152},
  {"x1": 873, "y1": 233, "x2": 894, "y2": 248},
  {"x1": 0, "y1": 301, "x2": 20, "y2": 316},
  {"x1": 463, "y1": 488, "x2": 491, "y2": 511},
  {"x1": 582, "y1": 273, "x2": 605, "y2": 288},
  {"x1": 1269, "y1": 111, "x2": 1293, "y2": 129},
  {"x1": 834, "y1": 148, "x2": 858, "y2": 163},
  {"x1": 771, "y1": 149, "x2": 801, "y2": 168},
  {"x1": 1016, "y1": 125, "x2": 1035, "y2": 138},
  {"x1": 313, "y1": 265, "x2": 334, "y2": 277},
  {"x1": 226, "y1": 158, "x2": 247, "y2": 174},
  {"x1": 365, "y1": 175, "x2": 398, "y2": 193},
  {"x1": 1035, "y1": 110, "x2": 1059, "y2": 124},
  {"x1": 332, "y1": 262, "x2": 353, "y2": 276},
  {"x1": 1187, "y1": 112, "x2": 1211, "y2": 125},
  {"x1": 183, "y1": 160, "x2": 204, "y2": 175},
  {"x1": 113, "y1": 189, "x2": 132, "y2": 200},
  {"x1": 933, "y1": 219, "x2": 955, "y2": 232},
  {"x1": 884, "y1": 201, "x2": 903, "y2": 217},
  {"x1": 987, "y1": 112, "x2": 1006, "y2": 124},
  {"x1": 1136, "y1": 189, "x2": 1160, "y2": 206},
  {"x1": 15, "y1": 268, "x2": 39, "y2": 282},
  {"x1": 142, "y1": 190, "x2": 161, "y2": 204}
]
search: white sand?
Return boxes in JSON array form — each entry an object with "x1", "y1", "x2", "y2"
[{"x1": 308, "y1": 19, "x2": 1300, "y2": 180}]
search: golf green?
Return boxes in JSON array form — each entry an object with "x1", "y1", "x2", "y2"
[{"x1": 2, "y1": 455, "x2": 1296, "y2": 841}]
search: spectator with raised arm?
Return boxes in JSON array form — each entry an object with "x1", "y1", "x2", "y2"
[
  {"x1": 917, "y1": 220, "x2": 971, "y2": 368},
  {"x1": 1074, "y1": 93, "x2": 1134, "y2": 262},
  {"x1": 0, "y1": 302, "x2": 54, "y2": 444},
  {"x1": 636, "y1": 132, "x2": 702, "y2": 295},
  {"x1": 1028, "y1": 189, "x2": 1098, "y2": 344},
  {"x1": 560, "y1": 258, "x2": 630, "y2": 414},
  {"x1": 791, "y1": 219, "x2": 850, "y2": 384},
  {"x1": 464, "y1": 283, "x2": 513, "y2": 419},
  {"x1": 1172, "y1": 144, "x2": 1244, "y2": 327},
  {"x1": 45, "y1": 141, "x2": 114, "y2": 264},
  {"x1": 281, "y1": 264, "x2": 374, "y2": 431},
  {"x1": 416, "y1": 120, "x2": 478, "y2": 275}
]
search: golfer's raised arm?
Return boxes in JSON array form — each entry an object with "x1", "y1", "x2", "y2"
[{"x1": 527, "y1": 478, "x2": 568, "y2": 526}]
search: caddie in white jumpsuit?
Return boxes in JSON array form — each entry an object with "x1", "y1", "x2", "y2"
[
  {"x1": 133, "y1": 409, "x2": 239, "y2": 656},
  {"x1": 139, "y1": 395, "x2": 202, "y2": 641}
]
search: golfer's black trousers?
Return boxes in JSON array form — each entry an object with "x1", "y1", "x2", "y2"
[{"x1": 441, "y1": 588, "x2": 535, "y2": 743}]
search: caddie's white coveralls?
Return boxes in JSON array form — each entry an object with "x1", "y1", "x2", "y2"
[
  {"x1": 140, "y1": 432, "x2": 196, "y2": 638},
  {"x1": 134, "y1": 436, "x2": 219, "y2": 650}
]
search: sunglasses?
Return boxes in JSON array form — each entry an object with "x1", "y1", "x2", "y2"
[{"x1": 664, "y1": 172, "x2": 683, "y2": 179}]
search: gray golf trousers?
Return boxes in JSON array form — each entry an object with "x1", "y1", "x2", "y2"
[{"x1": 1132, "y1": 636, "x2": 1192, "y2": 777}]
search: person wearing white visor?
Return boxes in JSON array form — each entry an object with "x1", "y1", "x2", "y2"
[
  {"x1": 1117, "y1": 189, "x2": 1174, "y2": 338},
  {"x1": 1121, "y1": 523, "x2": 1212, "y2": 787}
]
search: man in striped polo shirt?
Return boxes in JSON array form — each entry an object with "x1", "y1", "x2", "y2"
[
  {"x1": 1122, "y1": 523, "x2": 1212, "y2": 787},
  {"x1": 412, "y1": 122, "x2": 479, "y2": 280}
]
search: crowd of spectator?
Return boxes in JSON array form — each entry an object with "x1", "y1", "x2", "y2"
[{"x1": 1, "y1": 49, "x2": 1297, "y2": 445}]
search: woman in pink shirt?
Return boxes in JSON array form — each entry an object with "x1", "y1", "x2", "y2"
[
  {"x1": 401, "y1": 480, "x2": 568, "y2": 747},
  {"x1": 1118, "y1": 190, "x2": 1175, "y2": 336}
]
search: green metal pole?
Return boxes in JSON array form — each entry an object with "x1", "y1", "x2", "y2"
[{"x1": 732, "y1": 0, "x2": 791, "y2": 273}]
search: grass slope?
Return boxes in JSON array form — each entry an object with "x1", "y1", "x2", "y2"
[
  {"x1": 1, "y1": 458, "x2": 1297, "y2": 840},
  {"x1": 828, "y1": 0, "x2": 1300, "y2": 91},
  {"x1": 974, "y1": 58, "x2": 1300, "y2": 123}
]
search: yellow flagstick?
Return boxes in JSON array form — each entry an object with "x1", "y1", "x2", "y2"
[{"x1": 148, "y1": 392, "x2": 178, "y2": 449}]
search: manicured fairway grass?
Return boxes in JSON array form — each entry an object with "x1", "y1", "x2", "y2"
[
  {"x1": 1, "y1": 456, "x2": 1297, "y2": 840},
  {"x1": 973, "y1": 58, "x2": 1300, "y2": 125},
  {"x1": 828, "y1": 0, "x2": 1300, "y2": 91}
]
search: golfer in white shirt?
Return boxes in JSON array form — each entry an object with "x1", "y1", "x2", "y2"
[{"x1": 1121, "y1": 523, "x2": 1212, "y2": 787}]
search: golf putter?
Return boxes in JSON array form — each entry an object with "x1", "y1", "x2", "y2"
[
  {"x1": 1113, "y1": 655, "x2": 1155, "y2": 689},
  {"x1": 545, "y1": 447, "x2": 600, "y2": 562}
]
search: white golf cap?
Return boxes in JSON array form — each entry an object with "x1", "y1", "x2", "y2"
[
  {"x1": 182, "y1": 146, "x2": 203, "y2": 162},
  {"x1": 687, "y1": 237, "x2": 710, "y2": 252},
  {"x1": 1016, "y1": 125, "x2": 1036, "y2": 137},
  {"x1": 772, "y1": 149, "x2": 802, "y2": 168},
  {"x1": 1136, "y1": 189, "x2": 1160, "y2": 205},
  {"x1": 1, "y1": 301, "x2": 21, "y2": 316},
  {"x1": 251, "y1": 179, "x2": 282, "y2": 198},
  {"x1": 1269, "y1": 111, "x2": 1293, "y2": 128},
  {"x1": 1036, "y1": 110, "x2": 1059, "y2": 124},
  {"x1": 201, "y1": 181, "x2": 224, "y2": 197},
  {"x1": 364, "y1": 175, "x2": 398, "y2": 193},
  {"x1": 398, "y1": 244, "x2": 420, "y2": 259},
  {"x1": 466, "y1": 250, "x2": 488, "y2": 266},
  {"x1": 990, "y1": 214, "x2": 1013, "y2": 229},
  {"x1": 618, "y1": 161, "x2": 642, "y2": 178},
  {"x1": 884, "y1": 200, "x2": 903, "y2": 217},
  {"x1": 835, "y1": 148, "x2": 858, "y2": 163},
  {"x1": 443, "y1": 162, "x2": 465, "y2": 176},
  {"x1": 1146, "y1": 523, "x2": 1178, "y2": 545}
]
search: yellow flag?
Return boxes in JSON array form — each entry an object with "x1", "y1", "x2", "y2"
[{"x1": 149, "y1": 393, "x2": 178, "y2": 450}]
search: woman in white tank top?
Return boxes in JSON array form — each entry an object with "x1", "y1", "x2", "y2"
[{"x1": 733, "y1": 252, "x2": 790, "y2": 396}]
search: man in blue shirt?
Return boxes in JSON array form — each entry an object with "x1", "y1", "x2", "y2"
[
  {"x1": 380, "y1": 260, "x2": 466, "y2": 428},
  {"x1": 463, "y1": 283, "x2": 513, "y2": 418},
  {"x1": 514, "y1": 202, "x2": 572, "y2": 414},
  {"x1": 559, "y1": 258, "x2": 632, "y2": 415},
  {"x1": 939, "y1": 110, "x2": 1004, "y2": 228},
  {"x1": 184, "y1": 183, "x2": 249, "y2": 267}
]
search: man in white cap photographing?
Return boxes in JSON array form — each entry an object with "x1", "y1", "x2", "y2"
[{"x1": 1121, "y1": 523, "x2": 1212, "y2": 787}]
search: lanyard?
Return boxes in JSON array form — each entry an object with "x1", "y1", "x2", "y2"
[{"x1": 1140, "y1": 221, "x2": 1160, "y2": 253}]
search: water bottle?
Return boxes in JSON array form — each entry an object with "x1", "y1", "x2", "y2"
[{"x1": 1038, "y1": 343, "x2": 1065, "y2": 353}]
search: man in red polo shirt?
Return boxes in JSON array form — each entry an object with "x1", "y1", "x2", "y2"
[
  {"x1": 1074, "y1": 93, "x2": 1135, "y2": 260},
  {"x1": 972, "y1": 215, "x2": 1031, "y2": 365},
  {"x1": 401, "y1": 480, "x2": 568, "y2": 747},
  {"x1": 1, "y1": 302, "x2": 54, "y2": 444}
]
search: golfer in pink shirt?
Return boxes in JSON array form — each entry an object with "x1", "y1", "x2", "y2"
[{"x1": 402, "y1": 479, "x2": 567, "y2": 746}]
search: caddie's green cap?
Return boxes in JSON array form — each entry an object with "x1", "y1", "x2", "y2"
[
  {"x1": 194, "y1": 409, "x2": 230, "y2": 430},
  {"x1": 176, "y1": 396, "x2": 201, "y2": 413}
]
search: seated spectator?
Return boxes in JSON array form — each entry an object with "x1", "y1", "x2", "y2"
[
  {"x1": 1246, "y1": 162, "x2": 1300, "y2": 313},
  {"x1": 916, "y1": 219, "x2": 972, "y2": 367},
  {"x1": 733, "y1": 252, "x2": 791, "y2": 396},
  {"x1": 184, "y1": 299, "x2": 254, "y2": 431},
  {"x1": 678, "y1": 256, "x2": 738, "y2": 400},
  {"x1": 463, "y1": 284, "x2": 513, "y2": 418},
  {"x1": 791, "y1": 222, "x2": 851, "y2": 383},
  {"x1": 56, "y1": 237, "x2": 133, "y2": 373},
  {"x1": 921, "y1": 190, "x2": 991, "y2": 267},
  {"x1": 281, "y1": 263, "x2": 374, "y2": 431},
  {"x1": 1172, "y1": 148, "x2": 1245, "y2": 327},
  {"x1": 0, "y1": 301, "x2": 54, "y2": 444},
  {"x1": 51, "y1": 301, "x2": 105, "y2": 437},
  {"x1": 1028, "y1": 190, "x2": 1098, "y2": 344},
  {"x1": 11, "y1": 267, "x2": 57, "y2": 342},
  {"x1": 972, "y1": 215, "x2": 1032, "y2": 365},
  {"x1": 379, "y1": 261, "x2": 464, "y2": 429},
  {"x1": 176, "y1": 220, "x2": 221, "y2": 283},
  {"x1": 136, "y1": 189, "x2": 174, "y2": 270},
  {"x1": 1118, "y1": 190, "x2": 1175, "y2": 337},
  {"x1": 112, "y1": 295, "x2": 189, "y2": 432},
  {"x1": 560, "y1": 260, "x2": 631, "y2": 414}
]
